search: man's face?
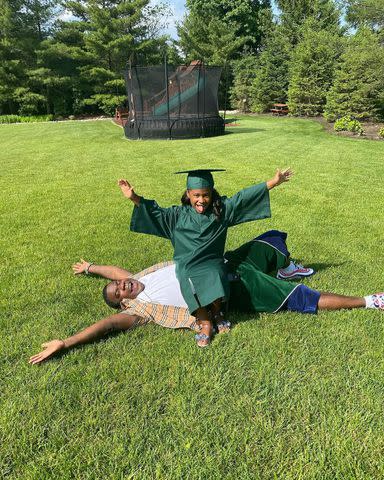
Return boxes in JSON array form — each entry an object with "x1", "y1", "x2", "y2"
[
  {"x1": 105, "y1": 278, "x2": 144, "y2": 304},
  {"x1": 187, "y1": 188, "x2": 213, "y2": 214}
]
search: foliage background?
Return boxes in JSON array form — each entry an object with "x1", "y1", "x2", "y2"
[{"x1": 1, "y1": 0, "x2": 384, "y2": 120}]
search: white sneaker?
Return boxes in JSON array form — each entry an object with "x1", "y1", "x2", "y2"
[
  {"x1": 365, "y1": 293, "x2": 384, "y2": 310},
  {"x1": 277, "y1": 261, "x2": 314, "y2": 280}
]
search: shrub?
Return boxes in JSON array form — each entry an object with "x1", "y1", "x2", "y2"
[
  {"x1": 0, "y1": 115, "x2": 54, "y2": 124},
  {"x1": 379, "y1": 127, "x2": 384, "y2": 138},
  {"x1": 0, "y1": 115, "x2": 20, "y2": 124},
  {"x1": 334, "y1": 116, "x2": 350, "y2": 131},
  {"x1": 334, "y1": 115, "x2": 364, "y2": 135}
]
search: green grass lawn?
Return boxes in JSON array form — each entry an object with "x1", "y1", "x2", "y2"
[{"x1": 1, "y1": 116, "x2": 384, "y2": 479}]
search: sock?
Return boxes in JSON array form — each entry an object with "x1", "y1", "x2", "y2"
[
  {"x1": 365, "y1": 294, "x2": 381, "y2": 309},
  {"x1": 365, "y1": 295, "x2": 373, "y2": 308}
]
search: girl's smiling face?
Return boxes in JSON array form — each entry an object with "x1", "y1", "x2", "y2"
[{"x1": 187, "y1": 188, "x2": 213, "y2": 214}]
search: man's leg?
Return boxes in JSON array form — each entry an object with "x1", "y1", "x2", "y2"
[
  {"x1": 318, "y1": 293, "x2": 365, "y2": 310},
  {"x1": 287, "y1": 286, "x2": 384, "y2": 313}
]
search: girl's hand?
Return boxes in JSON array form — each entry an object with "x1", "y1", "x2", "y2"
[
  {"x1": 118, "y1": 179, "x2": 135, "y2": 199},
  {"x1": 267, "y1": 168, "x2": 293, "y2": 190},
  {"x1": 118, "y1": 179, "x2": 141, "y2": 206},
  {"x1": 72, "y1": 259, "x2": 91, "y2": 275}
]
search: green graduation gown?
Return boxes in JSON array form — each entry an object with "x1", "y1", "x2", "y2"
[
  {"x1": 130, "y1": 183, "x2": 271, "y2": 313},
  {"x1": 225, "y1": 238, "x2": 297, "y2": 313}
]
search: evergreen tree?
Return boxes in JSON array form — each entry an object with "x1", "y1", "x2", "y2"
[
  {"x1": 324, "y1": 27, "x2": 384, "y2": 121},
  {"x1": 288, "y1": 20, "x2": 342, "y2": 116},
  {"x1": 346, "y1": 0, "x2": 384, "y2": 32},
  {"x1": 59, "y1": 0, "x2": 169, "y2": 115},
  {"x1": 31, "y1": 0, "x2": 170, "y2": 116},
  {"x1": 31, "y1": 36, "x2": 89, "y2": 115},
  {"x1": 276, "y1": 0, "x2": 341, "y2": 45},
  {"x1": 230, "y1": 51, "x2": 259, "y2": 111},
  {"x1": 178, "y1": 13, "x2": 244, "y2": 65},
  {"x1": 178, "y1": 0, "x2": 273, "y2": 64},
  {"x1": 241, "y1": 0, "x2": 341, "y2": 115},
  {"x1": 250, "y1": 26, "x2": 291, "y2": 112},
  {"x1": 0, "y1": 0, "x2": 57, "y2": 114}
]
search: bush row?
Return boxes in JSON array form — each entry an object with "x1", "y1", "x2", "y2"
[{"x1": 0, "y1": 115, "x2": 54, "y2": 124}]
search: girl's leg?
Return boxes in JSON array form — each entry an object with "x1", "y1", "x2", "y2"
[
  {"x1": 194, "y1": 307, "x2": 213, "y2": 347},
  {"x1": 211, "y1": 298, "x2": 230, "y2": 333}
]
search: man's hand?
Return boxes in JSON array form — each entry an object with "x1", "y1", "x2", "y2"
[
  {"x1": 118, "y1": 179, "x2": 135, "y2": 199},
  {"x1": 266, "y1": 168, "x2": 293, "y2": 190},
  {"x1": 72, "y1": 258, "x2": 91, "y2": 275},
  {"x1": 29, "y1": 340, "x2": 65, "y2": 365}
]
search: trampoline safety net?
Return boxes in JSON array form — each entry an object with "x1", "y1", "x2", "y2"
[{"x1": 124, "y1": 62, "x2": 225, "y2": 140}]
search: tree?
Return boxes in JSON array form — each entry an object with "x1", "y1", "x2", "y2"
[
  {"x1": 324, "y1": 27, "x2": 384, "y2": 121},
  {"x1": 178, "y1": 13, "x2": 246, "y2": 65},
  {"x1": 61, "y1": 0, "x2": 169, "y2": 114},
  {"x1": 276, "y1": 0, "x2": 341, "y2": 45},
  {"x1": 178, "y1": 0, "x2": 273, "y2": 64},
  {"x1": 32, "y1": 0, "x2": 170, "y2": 116},
  {"x1": 346, "y1": 0, "x2": 384, "y2": 32},
  {"x1": 288, "y1": 20, "x2": 342, "y2": 116},
  {"x1": 0, "y1": 1, "x2": 23, "y2": 114},
  {"x1": 230, "y1": 51, "x2": 259, "y2": 111},
  {"x1": 31, "y1": 20, "x2": 91, "y2": 115},
  {"x1": 0, "y1": 0, "x2": 58, "y2": 114},
  {"x1": 250, "y1": 26, "x2": 291, "y2": 112}
]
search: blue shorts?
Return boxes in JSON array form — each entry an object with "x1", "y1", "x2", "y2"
[{"x1": 285, "y1": 284, "x2": 320, "y2": 314}]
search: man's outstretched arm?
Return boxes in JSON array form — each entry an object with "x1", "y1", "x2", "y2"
[
  {"x1": 72, "y1": 259, "x2": 134, "y2": 280},
  {"x1": 29, "y1": 312, "x2": 139, "y2": 365}
]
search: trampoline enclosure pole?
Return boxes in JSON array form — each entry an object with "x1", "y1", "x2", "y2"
[
  {"x1": 202, "y1": 62, "x2": 206, "y2": 137},
  {"x1": 164, "y1": 55, "x2": 171, "y2": 139}
]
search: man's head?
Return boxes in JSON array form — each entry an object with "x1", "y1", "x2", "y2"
[{"x1": 102, "y1": 278, "x2": 145, "y2": 309}]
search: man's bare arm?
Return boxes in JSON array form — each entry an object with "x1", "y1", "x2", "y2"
[
  {"x1": 72, "y1": 259, "x2": 134, "y2": 280},
  {"x1": 29, "y1": 312, "x2": 139, "y2": 365}
]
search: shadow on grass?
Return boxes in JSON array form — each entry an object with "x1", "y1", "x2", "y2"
[
  {"x1": 227, "y1": 310, "x2": 260, "y2": 328},
  {"x1": 307, "y1": 261, "x2": 347, "y2": 273},
  {"x1": 224, "y1": 128, "x2": 266, "y2": 135}
]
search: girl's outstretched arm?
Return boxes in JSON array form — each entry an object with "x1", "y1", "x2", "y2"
[
  {"x1": 266, "y1": 168, "x2": 293, "y2": 190},
  {"x1": 118, "y1": 179, "x2": 141, "y2": 206}
]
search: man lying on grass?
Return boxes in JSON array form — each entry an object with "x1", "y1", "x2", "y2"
[{"x1": 29, "y1": 230, "x2": 384, "y2": 364}]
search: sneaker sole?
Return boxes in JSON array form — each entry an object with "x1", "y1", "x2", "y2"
[{"x1": 277, "y1": 271, "x2": 314, "y2": 280}]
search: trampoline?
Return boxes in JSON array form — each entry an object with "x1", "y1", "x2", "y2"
[{"x1": 123, "y1": 61, "x2": 225, "y2": 140}]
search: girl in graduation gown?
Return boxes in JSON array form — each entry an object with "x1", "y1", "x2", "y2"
[{"x1": 118, "y1": 168, "x2": 292, "y2": 347}]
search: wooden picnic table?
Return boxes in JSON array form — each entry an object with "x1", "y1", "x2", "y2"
[
  {"x1": 115, "y1": 107, "x2": 129, "y2": 126},
  {"x1": 270, "y1": 103, "x2": 289, "y2": 115}
]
